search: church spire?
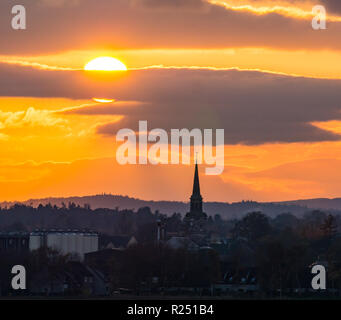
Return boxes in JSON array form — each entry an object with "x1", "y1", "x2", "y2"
[
  {"x1": 192, "y1": 158, "x2": 201, "y2": 197},
  {"x1": 185, "y1": 159, "x2": 207, "y2": 222},
  {"x1": 189, "y1": 158, "x2": 203, "y2": 214}
]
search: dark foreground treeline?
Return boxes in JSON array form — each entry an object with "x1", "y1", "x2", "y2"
[
  {"x1": 0, "y1": 203, "x2": 164, "y2": 242},
  {"x1": 0, "y1": 202, "x2": 231, "y2": 242},
  {"x1": 1, "y1": 202, "x2": 340, "y2": 240},
  {"x1": 1, "y1": 204, "x2": 341, "y2": 297}
]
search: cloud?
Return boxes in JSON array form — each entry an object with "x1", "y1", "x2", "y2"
[
  {"x1": 59, "y1": 101, "x2": 144, "y2": 115},
  {"x1": 248, "y1": 158, "x2": 341, "y2": 181},
  {"x1": 38, "y1": 0, "x2": 81, "y2": 7},
  {"x1": 0, "y1": 107, "x2": 66, "y2": 130},
  {"x1": 1, "y1": 63, "x2": 341, "y2": 144},
  {"x1": 321, "y1": 0, "x2": 341, "y2": 13},
  {"x1": 244, "y1": 158, "x2": 341, "y2": 199},
  {"x1": 1, "y1": 0, "x2": 341, "y2": 54},
  {"x1": 131, "y1": 0, "x2": 206, "y2": 8}
]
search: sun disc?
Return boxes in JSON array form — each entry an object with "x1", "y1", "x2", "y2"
[
  {"x1": 84, "y1": 57, "x2": 127, "y2": 71},
  {"x1": 93, "y1": 98, "x2": 115, "y2": 103}
]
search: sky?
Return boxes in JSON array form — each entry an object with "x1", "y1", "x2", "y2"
[{"x1": 1, "y1": 0, "x2": 341, "y2": 203}]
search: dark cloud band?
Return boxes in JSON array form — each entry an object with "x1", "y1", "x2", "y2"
[{"x1": 1, "y1": 63, "x2": 341, "y2": 145}]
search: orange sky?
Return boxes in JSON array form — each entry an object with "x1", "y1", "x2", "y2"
[{"x1": 1, "y1": 0, "x2": 341, "y2": 203}]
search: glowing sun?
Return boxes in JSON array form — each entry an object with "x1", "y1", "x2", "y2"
[{"x1": 84, "y1": 57, "x2": 127, "y2": 71}]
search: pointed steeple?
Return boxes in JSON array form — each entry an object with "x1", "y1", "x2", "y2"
[
  {"x1": 192, "y1": 159, "x2": 201, "y2": 197},
  {"x1": 185, "y1": 159, "x2": 207, "y2": 222},
  {"x1": 189, "y1": 158, "x2": 203, "y2": 214}
]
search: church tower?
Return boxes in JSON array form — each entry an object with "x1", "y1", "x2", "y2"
[
  {"x1": 190, "y1": 161, "x2": 203, "y2": 213},
  {"x1": 185, "y1": 160, "x2": 207, "y2": 221}
]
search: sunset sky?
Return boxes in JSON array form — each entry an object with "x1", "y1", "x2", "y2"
[{"x1": 2, "y1": 0, "x2": 341, "y2": 203}]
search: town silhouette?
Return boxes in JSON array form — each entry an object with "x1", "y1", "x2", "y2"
[{"x1": 0, "y1": 163, "x2": 340, "y2": 298}]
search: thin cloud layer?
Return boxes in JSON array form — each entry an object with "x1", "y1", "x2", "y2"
[{"x1": 1, "y1": 0, "x2": 341, "y2": 54}]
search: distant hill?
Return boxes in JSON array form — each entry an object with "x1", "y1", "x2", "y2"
[
  {"x1": 280, "y1": 198, "x2": 341, "y2": 211},
  {"x1": 2, "y1": 194, "x2": 340, "y2": 219}
]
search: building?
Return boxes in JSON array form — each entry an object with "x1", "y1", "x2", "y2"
[
  {"x1": 0, "y1": 230, "x2": 98, "y2": 260},
  {"x1": 101, "y1": 235, "x2": 137, "y2": 250},
  {"x1": 30, "y1": 261, "x2": 109, "y2": 296},
  {"x1": 30, "y1": 230, "x2": 98, "y2": 261},
  {"x1": 0, "y1": 232, "x2": 29, "y2": 253},
  {"x1": 212, "y1": 268, "x2": 259, "y2": 295},
  {"x1": 185, "y1": 161, "x2": 206, "y2": 220},
  {"x1": 184, "y1": 162, "x2": 207, "y2": 233}
]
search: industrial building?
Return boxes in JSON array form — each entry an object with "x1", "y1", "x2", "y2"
[
  {"x1": 30, "y1": 230, "x2": 98, "y2": 260},
  {"x1": 0, "y1": 232, "x2": 29, "y2": 253},
  {"x1": 0, "y1": 230, "x2": 98, "y2": 261}
]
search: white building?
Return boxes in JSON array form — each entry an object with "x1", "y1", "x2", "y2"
[{"x1": 29, "y1": 230, "x2": 98, "y2": 261}]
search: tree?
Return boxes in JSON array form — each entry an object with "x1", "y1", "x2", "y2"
[
  {"x1": 232, "y1": 211, "x2": 271, "y2": 242},
  {"x1": 320, "y1": 214, "x2": 337, "y2": 239},
  {"x1": 272, "y1": 213, "x2": 299, "y2": 230},
  {"x1": 214, "y1": 214, "x2": 222, "y2": 223},
  {"x1": 29, "y1": 247, "x2": 69, "y2": 294}
]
